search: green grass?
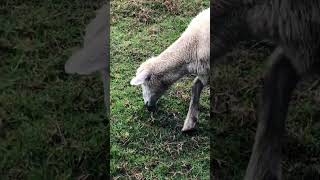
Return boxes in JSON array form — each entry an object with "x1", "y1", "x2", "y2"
[
  {"x1": 0, "y1": 1, "x2": 107, "y2": 179},
  {"x1": 3, "y1": 0, "x2": 318, "y2": 179},
  {"x1": 211, "y1": 43, "x2": 320, "y2": 179},
  {"x1": 110, "y1": 0, "x2": 210, "y2": 179}
]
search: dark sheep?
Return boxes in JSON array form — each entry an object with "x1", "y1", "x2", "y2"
[{"x1": 212, "y1": 0, "x2": 320, "y2": 179}]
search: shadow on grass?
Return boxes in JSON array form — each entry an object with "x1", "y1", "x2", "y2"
[{"x1": 132, "y1": 99, "x2": 210, "y2": 137}]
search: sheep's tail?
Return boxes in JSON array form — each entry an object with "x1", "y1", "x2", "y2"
[{"x1": 65, "y1": 4, "x2": 108, "y2": 75}]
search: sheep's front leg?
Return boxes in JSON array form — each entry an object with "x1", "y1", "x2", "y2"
[
  {"x1": 182, "y1": 76, "x2": 205, "y2": 132},
  {"x1": 244, "y1": 47, "x2": 299, "y2": 180}
]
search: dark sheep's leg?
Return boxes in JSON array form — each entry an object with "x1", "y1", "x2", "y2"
[
  {"x1": 244, "y1": 48, "x2": 299, "y2": 180},
  {"x1": 182, "y1": 77, "x2": 205, "y2": 131}
]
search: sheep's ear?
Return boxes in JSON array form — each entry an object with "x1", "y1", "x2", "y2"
[{"x1": 130, "y1": 70, "x2": 150, "y2": 86}]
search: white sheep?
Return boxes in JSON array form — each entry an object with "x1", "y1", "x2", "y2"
[
  {"x1": 130, "y1": 8, "x2": 210, "y2": 132},
  {"x1": 64, "y1": 4, "x2": 109, "y2": 110}
]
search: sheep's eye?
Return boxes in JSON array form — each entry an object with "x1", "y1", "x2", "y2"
[{"x1": 145, "y1": 74, "x2": 151, "y2": 81}]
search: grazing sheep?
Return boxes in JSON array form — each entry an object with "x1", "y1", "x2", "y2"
[
  {"x1": 212, "y1": 0, "x2": 320, "y2": 179},
  {"x1": 65, "y1": 4, "x2": 109, "y2": 110},
  {"x1": 130, "y1": 8, "x2": 210, "y2": 132}
]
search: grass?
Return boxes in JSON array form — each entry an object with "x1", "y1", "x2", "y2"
[
  {"x1": 211, "y1": 42, "x2": 320, "y2": 179},
  {"x1": 0, "y1": 0, "x2": 107, "y2": 179},
  {"x1": 110, "y1": 0, "x2": 210, "y2": 179},
  {"x1": 2, "y1": 0, "x2": 318, "y2": 179}
]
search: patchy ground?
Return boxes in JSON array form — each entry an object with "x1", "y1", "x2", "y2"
[
  {"x1": 110, "y1": 0, "x2": 210, "y2": 179},
  {"x1": 0, "y1": 1, "x2": 107, "y2": 178}
]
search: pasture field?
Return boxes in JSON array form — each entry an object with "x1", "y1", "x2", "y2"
[
  {"x1": 2, "y1": 0, "x2": 319, "y2": 179},
  {"x1": 0, "y1": 1, "x2": 107, "y2": 179},
  {"x1": 211, "y1": 42, "x2": 320, "y2": 179},
  {"x1": 111, "y1": 1, "x2": 320, "y2": 179},
  {"x1": 110, "y1": 0, "x2": 210, "y2": 179}
]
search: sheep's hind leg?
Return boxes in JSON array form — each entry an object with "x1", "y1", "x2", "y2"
[
  {"x1": 244, "y1": 47, "x2": 299, "y2": 180},
  {"x1": 182, "y1": 77, "x2": 205, "y2": 132}
]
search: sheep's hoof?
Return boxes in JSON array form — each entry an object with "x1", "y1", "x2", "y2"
[{"x1": 182, "y1": 121, "x2": 196, "y2": 132}]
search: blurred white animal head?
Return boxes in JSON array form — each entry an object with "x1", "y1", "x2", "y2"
[{"x1": 64, "y1": 4, "x2": 108, "y2": 75}]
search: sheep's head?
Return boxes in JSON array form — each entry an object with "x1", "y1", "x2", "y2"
[{"x1": 130, "y1": 61, "x2": 169, "y2": 111}]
